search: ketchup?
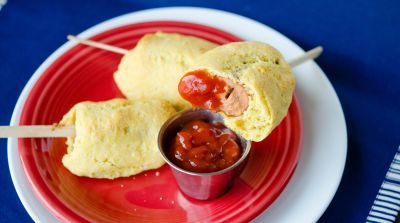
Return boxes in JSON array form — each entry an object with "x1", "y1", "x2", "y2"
[
  {"x1": 169, "y1": 120, "x2": 241, "y2": 173},
  {"x1": 178, "y1": 70, "x2": 226, "y2": 110}
]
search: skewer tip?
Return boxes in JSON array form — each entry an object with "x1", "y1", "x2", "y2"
[
  {"x1": 67, "y1": 34, "x2": 75, "y2": 41},
  {"x1": 313, "y1": 46, "x2": 323, "y2": 57}
]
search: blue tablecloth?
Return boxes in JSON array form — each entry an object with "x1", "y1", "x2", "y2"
[{"x1": 0, "y1": 1, "x2": 399, "y2": 222}]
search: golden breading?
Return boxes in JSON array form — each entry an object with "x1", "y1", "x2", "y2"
[
  {"x1": 189, "y1": 42, "x2": 295, "y2": 142},
  {"x1": 114, "y1": 32, "x2": 218, "y2": 110},
  {"x1": 60, "y1": 99, "x2": 176, "y2": 179}
]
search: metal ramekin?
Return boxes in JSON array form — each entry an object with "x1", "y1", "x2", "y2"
[{"x1": 158, "y1": 109, "x2": 251, "y2": 200}]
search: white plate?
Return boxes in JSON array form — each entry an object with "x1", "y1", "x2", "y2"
[{"x1": 7, "y1": 7, "x2": 347, "y2": 223}]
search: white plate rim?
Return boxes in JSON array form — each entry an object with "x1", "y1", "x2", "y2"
[{"x1": 7, "y1": 6, "x2": 347, "y2": 223}]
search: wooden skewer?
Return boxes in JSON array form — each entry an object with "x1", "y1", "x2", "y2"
[
  {"x1": 288, "y1": 46, "x2": 323, "y2": 67},
  {"x1": 67, "y1": 34, "x2": 323, "y2": 68},
  {"x1": 67, "y1": 35, "x2": 128, "y2": 54},
  {"x1": 0, "y1": 125, "x2": 75, "y2": 138}
]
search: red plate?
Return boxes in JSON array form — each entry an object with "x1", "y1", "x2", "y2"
[{"x1": 18, "y1": 21, "x2": 303, "y2": 222}]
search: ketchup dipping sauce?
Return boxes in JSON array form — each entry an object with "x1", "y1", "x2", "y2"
[
  {"x1": 169, "y1": 120, "x2": 241, "y2": 173},
  {"x1": 178, "y1": 70, "x2": 226, "y2": 111}
]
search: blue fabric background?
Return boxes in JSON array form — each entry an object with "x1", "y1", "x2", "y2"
[{"x1": 0, "y1": 0, "x2": 399, "y2": 222}]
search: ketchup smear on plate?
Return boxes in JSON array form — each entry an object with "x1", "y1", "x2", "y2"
[{"x1": 169, "y1": 120, "x2": 241, "y2": 173}]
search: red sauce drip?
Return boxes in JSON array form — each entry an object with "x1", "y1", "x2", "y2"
[
  {"x1": 169, "y1": 120, "x2": 242, "y2": 173},
  {"x1": 178, "y1": 70, "x2": 226, "y2": 110}
]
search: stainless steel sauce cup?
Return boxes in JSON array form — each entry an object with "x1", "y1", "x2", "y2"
[{"x1": 158, "y1": 109, "x2": 251, "y2": 200}]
